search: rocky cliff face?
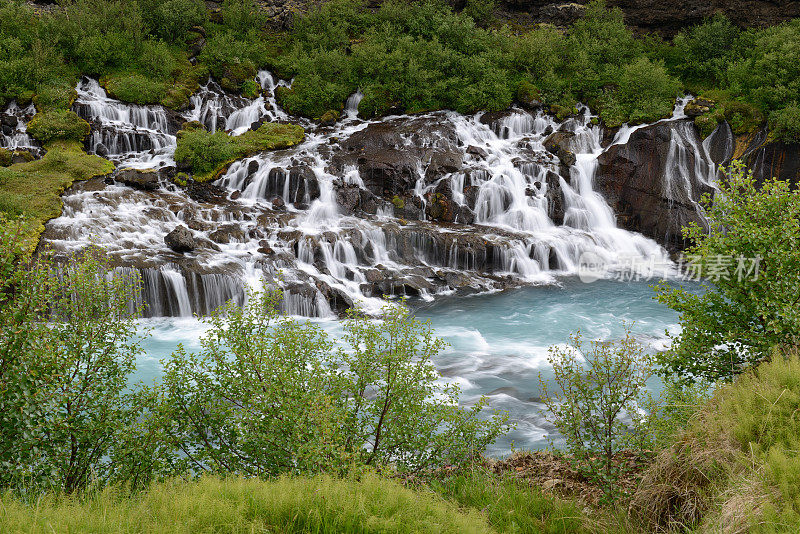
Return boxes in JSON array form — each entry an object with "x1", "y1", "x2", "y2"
[{"x1": 499, "y1": 0, "x2": 800, "y2": 35}]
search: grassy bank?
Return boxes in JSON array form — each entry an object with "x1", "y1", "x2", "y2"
[
  {"x1": 174, "y1": 122, "x2": 305, "y2": 181},
  {"x1": 0, "y1": 473, "x2": 587, "y2": 534},
  {"x1": 0, "y1": 141, "x2": 114, "y2": 251},
  {"x1": 631, "y1": 352, "x2": 800, "y2": 532}
]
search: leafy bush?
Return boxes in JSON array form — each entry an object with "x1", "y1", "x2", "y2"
[
  {"x1": 148, "y1": 291, "x2": 508, "y2": 478},
  {"x1": 669, "y1": 14, "x2": 745, "y2": 86},
  {"x1": 601, "y1": 57, "x2": 681, "y2": 126},
  {"x1": 656, "y1": 162, "x2": 800, "y2": 384},
  {"x1": 770, "y1": 102, "x2": 800, "y2": 142},
  {"x1": 0, "y1": 229, "x2": 142, "y2": 493},
  {"x1": 139, "y1": 0, "x2": 207, "y2": 41},
  {"x1": 463, "y1": 0, "x2": 496, "y2": 27},
  {"x1": 26, "y1": 110, "x2": 90, "y2": 144},
  {"x1": 539, "y1": 327, "x2": 653, "y2": 498}
]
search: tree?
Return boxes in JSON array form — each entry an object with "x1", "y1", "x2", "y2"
[
  {"x1": 0, "y1": 220, "x2": 143, "y2": 493},
  {"x1": 655, "y1": 161, "x2": 800, "y2": 384},
  {"x1": 539, "y1": 327, "x2": 653, "y2": 497},
  {"x1": 155, "y1": 290, "x2": 508, "y2": 478}
]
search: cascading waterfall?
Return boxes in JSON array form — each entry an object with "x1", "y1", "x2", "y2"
[
  {"x1": 41, "y1": 72, "x2": 713, "y2": 318},
  {"x1": 1, "y1": 101, "x2": 37, "y2": 150}
]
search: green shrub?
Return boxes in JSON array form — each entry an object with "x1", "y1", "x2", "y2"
[
  {"x1": 600, "y1": 57, "x2": 681, "y2": 125},
  {"x1": 539, "y1": 326, "x2": 653, "y2": 498},
  {"x1": 27, "y1": 110, "x2": 90, "y2": 144},
  {"x1": 770, "y1": 102, "x2": 800, "y2": 142},
  {"x1": 147, "y1": 292, "x2": 508, "y2": 478},
  {"x1": 139, "y1": 0, "x2": 207, "y2": 41},
  {"x1": 655, "y1": 161, "x2": 800, "y2": 384},
  {"x1": 0, "y1": 227, "x2": 141, "y2": 493},
  {"x1": 463, "y1": 0, "x2": 496, "y2": 27},
  {"x1": 32, "y1": 78, "x2": 78, "y2": 111},
  {"x1": 669, "y1": 14, "x2": 745, "y2": 86}
]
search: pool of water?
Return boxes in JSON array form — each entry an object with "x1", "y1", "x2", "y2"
[{"x1": 134, "y1": 278, "x2": 690, "y2": 456}]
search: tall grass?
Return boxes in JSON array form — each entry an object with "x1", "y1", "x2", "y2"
[
  {"x1": 0, "y1": 474, "x2": 494, "y2": 533},
  {"x1": 630, "y1": 351, "x2": 800, "y2": 532}
]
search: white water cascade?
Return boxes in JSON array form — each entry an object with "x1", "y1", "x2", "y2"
[
  {"x1": 0, "y1": 101, "x2": 38, "y2": 151},
  {"x1": 38, "y1": 72, "x2": 715, "y2": 318}
]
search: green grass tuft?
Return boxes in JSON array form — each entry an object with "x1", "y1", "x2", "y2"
[{"x1": 0, "y1": 474, "x2": 495, "y2": 534}]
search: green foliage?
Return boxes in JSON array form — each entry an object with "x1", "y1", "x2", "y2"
[
  {"x1": 27, "y1": 110, "x2": 90, "y2": 144},
  {"x1": 728, "y1": 20, "x2": 800, "y2": 140},
  {"x1": 0, "y1": 474, "x2": 494, "y2": 533},
  {"x1": 600, "y1": 57, "x2": 681, "y2": 126},
  {"x1": 770, "y1": 102, "x2": 800, "y2": 142},
  {"x1": 463, "y1": 0, "x2": 496, "y2": 27},
  {"x1": 138, "y1": 0, "x2": 207, "y2": 41},
  {"x1": 0, "y1": 141, "x2": 115, "y2": 250},
  {"x1": 540, "y1": 327, "x2": 653, "y2": 498},
  {"x1": 669, "y1": 14, "x2": 746, "y2": 86},
  {"x1": 0, "y1": 227, "x2": 143, "y2": 493},
  {"x1": 428, "y1": 470, "x2": 589, "y2": 533},
  {"x1": 148, "y1": 292, "x2": 508, "y2": 478},
  {"x1": 655, "y1": 162, "x2": 800, "y2": 384},
  {"x1": 174, "y1": 122, "x2": 305, "y2": 181},
  {"x1": 198, "y1": 29, "x2": 267, "y2": 93}
]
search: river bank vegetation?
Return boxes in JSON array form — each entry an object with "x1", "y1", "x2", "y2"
[
  {"x1": 0, "y1": 0, "x2": 798, "y2": 137},
  {"x1": 2, "y1": 0, "x2": 800, "y2": 531},
  {"x1": 3, "y1": 164, "x2": 800, "y2": 531}
]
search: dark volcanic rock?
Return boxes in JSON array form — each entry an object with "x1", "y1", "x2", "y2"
[
  {"x1": 595, "y1": 119, "x2": 714, "y2": 250},
  {"x1": 501, "y1": 0, "x2": 800, "y2": 36},
  {"x1": 165, "y1": 225, "x2": 197, "y2": 253},
  {"x1": 544, "y1": 131, "x2": 577, "y2": 167},
  {"x1": 116, "y1": 168, "x2": 160, "y2": 190}
]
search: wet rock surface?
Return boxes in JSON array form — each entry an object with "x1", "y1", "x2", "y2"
[
  {"x1": 596, "y1": 119, "x2": 715, "y2": 250},
  {"x1": 38, "y1": 76, "x2": 726, "y2": 318}
]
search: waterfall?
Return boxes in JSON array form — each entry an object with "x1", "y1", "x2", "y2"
[
  {"x1": 1, "y1": 102, "x2": 37, "y2": 150},
  {"x1": 42, "y1": 73, "x2": 712, "y2": 318}
]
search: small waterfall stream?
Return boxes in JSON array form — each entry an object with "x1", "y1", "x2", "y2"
[{"x1": 37, "y1": 73, "x2": 718, "y2": 317}]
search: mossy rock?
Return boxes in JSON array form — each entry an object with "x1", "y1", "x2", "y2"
[
  {"x1": 175, "y1": 122, "x2": 305, "y2": 182},
  {"x1": 695, "y1": 114, "x2": 719, "y2": 139},
  {"x1": 0, "y1": 148, "x2": 13, "y2": 167},
  {"x1": 319, "y1": 110, "x2": 339, "y2": 126},
  {"x1": 27, "y1": 110, "x2": 90, "y2": 144},
  {"x1": 241, "y1": 79, "x2": 261, "y2": 99},
  {"x1": 391, "y1": 195, "x2": 405, "y2": 209},
  {"x1": 0, "y1": 141, "x2": 115, "y2": 252},
  {"x1": 516, "y1": 81, "x2": 542, "y2": 109}
]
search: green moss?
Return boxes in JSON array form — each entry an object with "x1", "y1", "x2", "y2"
[
  {"x1": 319, "y1": 109, "x2": 339, "y2": 125},
  {"x1": 174, "y1": 122, "x2": 305, "y2": 182},
  {"x1": 27, "y1": 110, "x2": 91, "y2": 144},
  {"x1": 172, "y1": 172, "x2": 190, "y2": 186},
  {"x1": 33, "y1": 77, "x2": 79, "y2": 111},
  {"x1": 691, "y1": 90, "x2": 766, "y2": 138},
  {"x1": 0, "y1": 141, "x2": 115, "y2": 251},
  {"x1": 101, "y1": 73, "x2": 169, "y2": 105},
  {"x1": 391, "y1": 195, "x2": 405, "y2": 209},
  {"x1": 0, "y1": 147, "x2": 13, "y2": 167},
  {"x1": 241, "y1": 79, "x2": 260, "y2": 99}
]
